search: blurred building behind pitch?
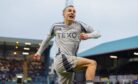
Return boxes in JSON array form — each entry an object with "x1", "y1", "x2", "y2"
[
  {"x1": 0, "y1": 37, "x2": 53, "y2": 84},
  {"x1": 76, "y1": 35, "x2": 138, "y2": 84}
]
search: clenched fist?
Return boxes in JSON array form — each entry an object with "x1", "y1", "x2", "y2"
[{"x1": 32, "y1": 54, "x2": 41, "y2": 61}]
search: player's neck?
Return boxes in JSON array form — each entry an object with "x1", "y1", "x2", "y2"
[{"x1": 64, "y1": 20, "x2": 73, "y2": 25}]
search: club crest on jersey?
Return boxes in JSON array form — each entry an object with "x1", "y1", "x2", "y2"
[{"x1": 55, "y1": 27, "x2": 62, "y2": 31}]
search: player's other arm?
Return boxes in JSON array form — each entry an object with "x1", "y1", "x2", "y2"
[
  {"x1": 33, "y1": 25, "x2": 55, "y2": 60},
  {"x1": 33, "y1": 35, "x2": 53, "y2": 60},
  {"x1": 80, "y1": 30, "x2": 101, "y2": 40},
  {"x1": 79, "y1": 21, "x2": 101, "y2": 40}
]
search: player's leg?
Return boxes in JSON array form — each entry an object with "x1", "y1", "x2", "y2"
[
  {"x1": 56, "y1": 72, "x2": 74, "y2": 84},
  {"x1": 74, "y1": 57, "x2": 97, "y2": 83},
  {"x1": 54, "y1": 54, "x2": 74, "y2": 84}
]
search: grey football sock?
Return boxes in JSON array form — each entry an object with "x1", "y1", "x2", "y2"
[{"x1": 86, "y1": 80, "x2": 94, "y2": 84}]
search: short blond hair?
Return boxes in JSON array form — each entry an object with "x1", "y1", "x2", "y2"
[{"x1": 63, "y1": 5, "x2": 74, "y2": 13}]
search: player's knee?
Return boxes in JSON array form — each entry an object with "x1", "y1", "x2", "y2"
[{"x1": 89, "y1": 60, "x2": 97, "y2": 67}]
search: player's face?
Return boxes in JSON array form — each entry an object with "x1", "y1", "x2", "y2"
[{"x1": 63, "y1": 6, "x2": 76, "y2": 21}]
